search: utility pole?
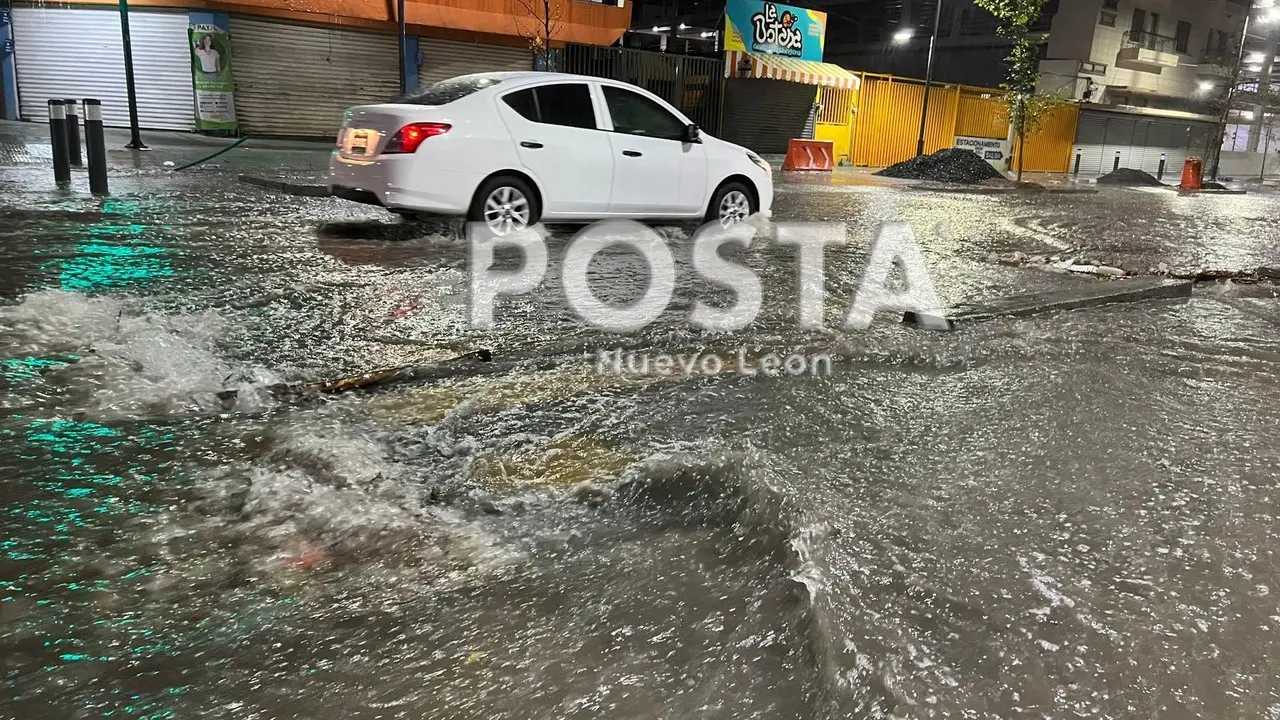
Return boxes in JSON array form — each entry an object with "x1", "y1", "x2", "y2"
[
  {"x1": 397, "y1": 0, "x2": 407, "y2": 95},
  {"x1": 118, "y1": 0, "x2": 147, "y2": 150},
  {"x1": 916, "y1": 0, "x2": 944, "y2": 157}
]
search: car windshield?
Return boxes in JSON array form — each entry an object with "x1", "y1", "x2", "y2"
[{"x1": 397, "y1": 75, "x2": 505, "y2": 105}]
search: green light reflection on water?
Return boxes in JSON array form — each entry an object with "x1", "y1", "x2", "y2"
[
  {"x1": 1, "y1": 356, "x2": 75, "y2": 382},
  {"x1": 38, "y1": 206, "x2": 175, "y2": 292}
]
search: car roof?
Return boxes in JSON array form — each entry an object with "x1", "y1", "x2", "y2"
[{"x1": 449, "y1": 71, "x2": 646, "y2": 91}]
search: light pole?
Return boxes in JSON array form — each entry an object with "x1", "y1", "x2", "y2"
[
  {"x1": 916, "y1": 0, "x2": 944, "y2": 157},
  {"x1": 397, "y1": 0, "x2": 407, "y2": 95},
  {"x1": 1210, "y1": 1, "x2": 1278, "y2": 179},
  {"x1": 117, "y1": 0, "x2": 146, "y2": 150}
]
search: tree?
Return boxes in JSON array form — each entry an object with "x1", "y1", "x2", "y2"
[
  {"x1": 973, "y1": 0, "x2": 1061, "y2": 182},
  {"x1": 513, "y1": 0, "x2": 564, "y2": 71}
]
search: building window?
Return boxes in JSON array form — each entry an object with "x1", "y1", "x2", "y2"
[
  {"x1": 1175, "y1": 21, "x2": 1191, "y2": 53},
  {"x1": 1100, "y1": 11, "x2": 1117, "y2": 26},
  {"x1": 1102, "y1": 0, "x2": 1119, "y2": 8}
]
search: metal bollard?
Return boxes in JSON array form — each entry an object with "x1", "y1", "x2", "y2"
[
  {"x1": 63, "y1": 99, "x2": 82, "y2": 167},
  {"x1": 1073, "y1": 150, "x2": 1081, "y2": 177},
  {"x1": 83, "y1": 99, "x2": 109, "y2": 197},
  {"x1": 1157, "y1": 153, "x2": 1167, "y2": 181},
  {"x1": 1113, "y1": 151, "x2": 1121, "y2": 172},
  {"x1": 48, "y1": 100, "x2": 71, "y2": 189}
]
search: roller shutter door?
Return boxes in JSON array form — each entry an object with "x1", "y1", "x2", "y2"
[
  {"x1": 418, "y1": 38, "x2": 531, "y2": 87},
  {"x1": 1074, "y1": 109, "x2": 1217, "y2": 178},
  {"x1": 721, "y1": 78, "x2": 814, "y2": 154},
  {"x1": 230, "y1": 16, "x2": 399, "y2": 138},
  {"x1": 11, "y1": 5, "x2": 194, "y2": 130},
  {"x1": 1100, "y1": 115, "x2": 1137, "y2": 173},
  {"x1": 1072, "y1": 111, "x2": 1108, "y2": 176}
]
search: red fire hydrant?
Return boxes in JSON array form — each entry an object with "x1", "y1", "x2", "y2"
[{"x1": 1180, "y1": 157, "x2": 1204, "y2": 190}]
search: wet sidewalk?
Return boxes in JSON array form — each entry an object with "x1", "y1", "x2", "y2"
[{"x1": 0, "y1": 119, "x2": 334, "y2": 174}]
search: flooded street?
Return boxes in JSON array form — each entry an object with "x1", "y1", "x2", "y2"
[{"x1": 5, "y1": 147, "x2": 1280, "y2": 719}]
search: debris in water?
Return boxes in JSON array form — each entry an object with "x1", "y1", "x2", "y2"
[
  {"x1": 1096, "y1": 168, "x2": 1165, "y2": 186},
  {"x1": 568, "y1": 480, "x2": 612, "y2": 508},
  {"x1": 215, "y1": 349, "x2": 493, "y2": 407},
  {"x1": 874, "y1": 148, "x2": 1005, "y2": 184}
]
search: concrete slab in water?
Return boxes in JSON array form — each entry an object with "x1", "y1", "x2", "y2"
[
  {"x1": 903, "y1": 278, "x2": 1193, "y2": 329},
  {"x1": 238, "y1": 174, "x2": 332, "y2": 197}
]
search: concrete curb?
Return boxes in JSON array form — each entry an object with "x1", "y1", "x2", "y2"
[
  {"x1": 1178, "y1": 188, "x2": 1249, "y2": 195},
  {"x1": 905, "y1": 185, "x2": 1099, "y2": 195},
  {"x1": 237, "y1": 174, "x2": 332, "y2": 197},
  {"x1": 903, "y1": 278, "x2": 1193, "y2": 329}
]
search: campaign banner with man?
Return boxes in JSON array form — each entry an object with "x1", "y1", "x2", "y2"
[
  {"x1": 189, "y1": 23, "x2": 236, "y2": 132},
  {"x1": 724, "y1": 0, "x2": 828, "y2": 63}
]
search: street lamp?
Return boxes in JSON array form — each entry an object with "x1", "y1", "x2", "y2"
[
  {"x1": 117, "y1": 0, "x2": 146, "y2": 149},
  {"x1": 915, "y1": 0, "x2": 945, "y2": 157},
  {"x1": 1210, "y1": 0, "x2": 1279, "y2": 179},
  {"x1": 893, "y1": 28, "x2": 913, "y2": 45}
]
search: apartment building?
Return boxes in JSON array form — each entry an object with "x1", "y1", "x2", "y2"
[
  {"x1": 1040, "y1": 0, "x2": 1249, "y2": 112},
  {"x1": 1038, "y1": 0, "x2": 1249, "y2": 175}
]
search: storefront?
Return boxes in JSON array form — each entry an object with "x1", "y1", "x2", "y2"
[
  {"x1": 10, "y1": 4, "x2": 194, "y2": 130},
  {"x1": 229, "y1": 16, "x2": 400, "y2": 138},
  {"x1": 418, "y1": 37, "x2": 531, "y2": 87},
  {"x1": 6, "y1": 0, "x2": 628, "y2": 138},
  {"x1": 718, "y1": 0, "x2": 857, "y2": 154},
  {"x1": 1072, "y1": 107, "x2": 1217, "y2": 177}
]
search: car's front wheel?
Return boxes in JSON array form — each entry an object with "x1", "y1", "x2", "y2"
[
  {"x1": 705, "y1": 181, "x2": 757, "y2": 228},
  {"x1": 470, "y1": 175, "x2": 540, "y2": 235}
]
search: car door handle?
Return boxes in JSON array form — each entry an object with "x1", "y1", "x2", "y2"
[
  {"x1": 520, "y1": 141, "x2": 543, "y2": 149},
  {"x1": 622, "y1": 150, "x2": 643, "y2": 157}
]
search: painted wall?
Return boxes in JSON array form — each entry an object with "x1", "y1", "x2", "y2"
[{"x1": 57, "y1": 0, "x2": 629, "y2": 46}]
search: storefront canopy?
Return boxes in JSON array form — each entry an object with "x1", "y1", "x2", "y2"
[{"x1": 725, "y1": 50, "x2": 859, "y2": 89}]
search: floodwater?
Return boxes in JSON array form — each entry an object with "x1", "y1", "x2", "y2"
[{"x1": 4, "y1": 157, "x2": 1280, "y2": 719}]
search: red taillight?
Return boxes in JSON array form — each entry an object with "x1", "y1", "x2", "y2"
[{"x1": 384, "y1": 122, "x2": 451, "y2": 153}]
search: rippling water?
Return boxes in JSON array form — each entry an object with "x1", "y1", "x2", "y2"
[{"x1": 5, "y1": 166, "x2": 1280, "y2": 718}]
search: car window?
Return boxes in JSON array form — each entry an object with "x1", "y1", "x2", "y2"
[
  {"x1": 502, "y1": 88, "x2": 538, "y2": 121},
  {"x1": 602, "y1": 86, "x2": 687, "y2": 141},
  {"x1": 535, "y1": 84, "x2": 597, "y2": 129},
  {"x1": 400, "y1": 75, "x2": 505, "y2": 105}
]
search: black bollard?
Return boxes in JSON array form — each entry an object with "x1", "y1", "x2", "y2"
[
  {"x1": 63, "y1": 99, "x2": 82, "y2": 167},
  {"x1": 62, "y1": 98, "x2": 82, "y2": 165},
  {"x1": 48, "y1": 100, "x2": 71, "y2": 189},
  {"x1": 1113, "y1": 151, "x2": 1121, "y2": 172},
  {"x1": 1073, "y1": 151, "x2": 1081, "y2": 177},
  {"x1": 83, "y1": 99, "x2": 109, "y2": 197},
  {"x1": 1157, "y1": 153, "x2": 1167, "y2": 181}
]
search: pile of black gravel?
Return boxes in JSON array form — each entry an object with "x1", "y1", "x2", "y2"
[
  {"x1": 875, "y1": 148, "x2": 1006, "y2": 184},
  {"x1": 1096, "y1": 168, "x2": 1165, "y2": 186}
]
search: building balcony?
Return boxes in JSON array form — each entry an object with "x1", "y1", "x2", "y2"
[
  {"x1": 1116, "y1": 31, "x2": 1181, "y2": 73},
  {"x1": 1195, "y1": 59, "x2": 1234, "y2": 81}
]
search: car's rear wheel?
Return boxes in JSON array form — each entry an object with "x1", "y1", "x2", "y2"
[
  {"x1": 470, "y1": 176, "x2": 540, "y2": 234},
  {"x1": 705, "y1": 181, "x2": 756, "y2": 228}
]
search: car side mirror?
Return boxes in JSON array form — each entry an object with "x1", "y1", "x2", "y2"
[{"x1": 684, "y1": 124, "x2": 701, "y2": 143}]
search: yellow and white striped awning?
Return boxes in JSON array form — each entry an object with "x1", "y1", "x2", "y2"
[{"x1": 725, "y1": 50, "x2": 859, "y2": 89}]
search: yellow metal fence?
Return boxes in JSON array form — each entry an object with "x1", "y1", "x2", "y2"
[{"x1": 809, "y1": 70, "x2": 1081, "y2": 174}]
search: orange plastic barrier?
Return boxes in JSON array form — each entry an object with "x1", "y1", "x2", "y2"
[
  {"x1": 782, "y1": 139, "x2": 835, "y2": 172},
  {"x1": 1180, "y1": 157, "x2": 1204, "y2": 190}
]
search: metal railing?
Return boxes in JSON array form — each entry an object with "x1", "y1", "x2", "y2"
[
  {"x1": 562, "y1": 45, "x2": 724, "y2": 134},
  {"x1": 1122, "y1": 30, "x2": 1177, "y2": 54}
]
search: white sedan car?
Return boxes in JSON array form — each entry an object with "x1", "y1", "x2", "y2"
[{"x1": 329, "y1": 72, "x2": 773, "y2": 232}]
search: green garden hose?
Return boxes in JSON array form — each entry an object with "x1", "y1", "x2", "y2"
[{"x1": 170, "y1": 136, "x2": 250, "y2": 172}]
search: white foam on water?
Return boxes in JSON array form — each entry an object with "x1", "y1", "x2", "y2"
[
  {"x1": 239, "y1": 417, "x2": 523, "y2": 576},
  {"x1": 0, "y1": 289, "x2": 281, "y2": 416}
]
